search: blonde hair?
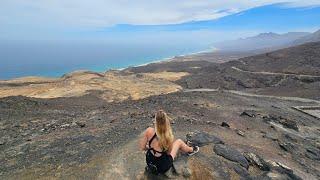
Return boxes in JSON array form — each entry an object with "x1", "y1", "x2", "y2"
[{"x1": 155, "y1": 110, "x2": 174, "y2": 151}]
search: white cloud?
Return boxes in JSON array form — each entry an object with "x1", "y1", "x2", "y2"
[
  {"x1": 0, "y1": 0, "x2": 319, "y2": 29},
  {"x1": 283, "y1": 0, "x2": 320, "y2": 7}
]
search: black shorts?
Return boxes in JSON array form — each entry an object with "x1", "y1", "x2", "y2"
[{"x1": 146, "y1": 150, "x2": 173, "y2": 174}]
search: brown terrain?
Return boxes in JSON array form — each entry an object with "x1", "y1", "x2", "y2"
[
  {"x1": 0, "y1": 70, "x2": 187, "y2": 102},
  {"x1": 0, "y1": 42, "x2": 320, "y2": 180}
]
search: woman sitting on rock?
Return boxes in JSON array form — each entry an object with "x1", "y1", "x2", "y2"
[{"x1": 139, "y1": 110, "x2": 199, "y2": 174}]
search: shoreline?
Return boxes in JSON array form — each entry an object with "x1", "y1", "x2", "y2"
[
  {"x1": 1, "y1": 48, "x2": 216, "y2": 81},
  {"x1": 113, "y1": 46, "x2": 218, "y2": 71}
]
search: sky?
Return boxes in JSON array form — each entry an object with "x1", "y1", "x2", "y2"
[
  {"x1": 0, "y1": 1, "x2": 320, "y2": 79},
  {"x1": 0, "y1": 0, "x2": 320, "y2": 42}
]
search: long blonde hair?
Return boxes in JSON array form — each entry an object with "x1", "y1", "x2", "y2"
[{"x1": 155, "y1": 110, "x2": 174, "y2": 151}]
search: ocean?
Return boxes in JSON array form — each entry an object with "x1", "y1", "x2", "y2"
[{"x1": 0, "y1": 41, "x2": 210, "y2": 80}]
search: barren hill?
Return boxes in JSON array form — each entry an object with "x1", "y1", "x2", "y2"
[
  {"x1": 129, "y1": 42, "x2": 320, "y2": 100},
  {"x1": 231, "y1": 41, "x2": 320, "y2": 76},
  {"x1": 293, "y1": 29, "x2": 320, "y2": 45}
]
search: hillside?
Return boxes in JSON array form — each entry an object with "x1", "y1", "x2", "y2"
[
  {"x1": 293, "y1": 29, "x2": 320, "y2": 45},
  {"x1": 128, "y1": 42, "x2": 320, "y2": 100},
  {"x1": 231, "y1": 41, "x2": 320, "y2": 76}
]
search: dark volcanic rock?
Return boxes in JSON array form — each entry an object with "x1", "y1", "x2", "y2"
[
  {"x1": 221, "y1": 122, "x2": 230, "y2": 128},
  {"x1": 278, "y1": 142, "x2": 295, "y2": 152},
  {"x1": 263, "y1": 115, "x2": 299, "y2": 131},
  {"x1": 279, "y1": 118, "x2": 299, "y2": 131},
  {"x1": 233, "y1": 164, "x2": 251, "y2": 178},
  {"x1": 243, "y1": 152, "x2": 270, "y2": 171},
  {"x1": 186, "y1": 131, "x2": 224, "y2": 147},
  {"x1": 284, "y1": 133, "x2": 298, "y2": 143},
  {"x1": 240, "y1": 110, "x2": 256, "y2": 118},
  {"x1": 75, "y1": 121, "x2": 86, "y2": 128},
  {"x1": 267, "y1": 161, "x2": 302, "y2": 180},
  {"x1": 305, "y1": 147, "x2": 320, "y2": 160},
  {"x1": 213, "y1": 144, "x2": 249, "y2": 169}
]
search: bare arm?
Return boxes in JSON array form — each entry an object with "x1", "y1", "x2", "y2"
[{"x1": 139, "y1": 128, "x2": 152, "y2": 151}]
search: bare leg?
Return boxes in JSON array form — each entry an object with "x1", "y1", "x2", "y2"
[{"x1": 170, "y1": 139, "x2": 193, "y2": 159}]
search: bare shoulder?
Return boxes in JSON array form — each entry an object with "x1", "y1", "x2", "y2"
[{"x1": 145, "y1": 127, "x2": 155, "y2": 138}]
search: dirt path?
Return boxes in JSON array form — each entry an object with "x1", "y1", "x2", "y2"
[
  {"x1": 183, "y1": 88, "x2": 320, "y2": 104},
  {"x1": 231, "y1": 66, "x2": 320, "y2": 78}
]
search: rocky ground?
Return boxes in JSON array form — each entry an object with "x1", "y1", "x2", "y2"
[
  {"x1": 1, "y1": 90, "x2": 319, "y2": 179},
  {"x1": 1, "y1": 42, "x2": 320, "y2": 179}
]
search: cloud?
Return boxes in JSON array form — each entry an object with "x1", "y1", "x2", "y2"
[
  {"x1": 283, "y1": 0, "x2": 320, "y2": 7},
  {"x1": 1, "y1": 0, "x2": 320, "y2": 31}
]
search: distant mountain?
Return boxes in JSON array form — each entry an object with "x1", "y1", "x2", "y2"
[
  {"x1": 292, "y1": 29, "x2": 320, "y2": 45},
  {"x1": 213, "y1": 32, "x2": 310, "y2": 52}
]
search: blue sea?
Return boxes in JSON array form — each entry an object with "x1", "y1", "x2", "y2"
[{"x1": 0, "y1": 40, "x2": 210, "y2": 80}]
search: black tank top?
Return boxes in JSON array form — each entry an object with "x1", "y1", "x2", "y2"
[{"x1": 145, "y1": 133, "x2": 173, "y2": 174}]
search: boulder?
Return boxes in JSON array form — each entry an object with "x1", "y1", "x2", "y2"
[
  {"x1": 186, "y1": 131, "x2": 224, "y2": 147},
  {"x1": 221, "y1": 122, "x2": 230, "y2": 128},
  {"x1": 213, "y1": 144, "x2": 249, "y2": 169},
  {"x1": 240, "y1": 110, "x2": 256, "y2": 118},
  {"x1": 243, "y1": 152, "x2": 270, "y2": 171}
]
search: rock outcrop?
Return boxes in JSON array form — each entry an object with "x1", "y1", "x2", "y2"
[
  {"x1": 213, "y1": 144, "x2": 249, "y2": 169},
  {"x1": 186, "y1": 131, "x2": 224, "y2": 146}
]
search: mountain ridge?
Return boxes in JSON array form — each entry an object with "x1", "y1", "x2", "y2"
[
  {"x1": 213, "y1": 31, "x2": 310, "y2": 51},
  {"x1": 293, "y1": 29, "x2": 320, "y2": 45}
]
